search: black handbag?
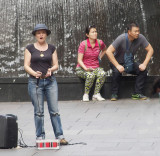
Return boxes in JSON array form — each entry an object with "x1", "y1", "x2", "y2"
[{"x1": 124, "y1": 33, "x2": 134, "y2": 73}]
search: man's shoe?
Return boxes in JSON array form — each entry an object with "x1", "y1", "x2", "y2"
[
  {"x1": 92, "y1": 93, "x2": 105, "y2": 101},
  {"x1": 132, "y1": 94, "x2": 147, "y2": 100},
  {"x1": 60, "y1": 138, "x2": 68, "y2": 145},
  {"x1": 111, "y1": 94, "x2": 118, "y2": 101},
  {"x1": 83, "y1": 94, "x2": 89, "y2": 102}
]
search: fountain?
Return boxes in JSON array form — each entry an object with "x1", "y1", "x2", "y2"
[{"x1": 0, "y1": 0, "x2": 159, "y2": 78}]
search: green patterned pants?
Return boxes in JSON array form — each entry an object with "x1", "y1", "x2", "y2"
[{"x1": 75, "y1": 67, "x2": 106, "y2": 94}]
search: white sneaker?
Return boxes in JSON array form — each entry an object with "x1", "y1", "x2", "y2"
[
  {"x1": 83, "y1": 94, "x2": 89, "y2": 102},
  {"x1": 92, "y1": 93, "x2": 105, "y2": 101}
]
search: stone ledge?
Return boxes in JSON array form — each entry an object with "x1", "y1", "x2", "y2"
[
  {"x1": 0, "y1": 76, "x2": 156, "y2": 83},
  {"x1": 0, "y1": 76, "x2": 158, "y2": 102}
]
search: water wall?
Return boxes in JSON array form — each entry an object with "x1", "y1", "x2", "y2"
[{"x1": 0, "y1": 0, "x2": 160, "y2": 77}]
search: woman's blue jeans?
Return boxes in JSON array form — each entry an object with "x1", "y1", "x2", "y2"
[{"x1": 28, "y1": 75, "x2": 64, "y2": 139}]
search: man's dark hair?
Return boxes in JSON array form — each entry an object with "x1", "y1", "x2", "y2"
[{"x1": 127, "y1": 23, "x2": 139, "y2": 31}]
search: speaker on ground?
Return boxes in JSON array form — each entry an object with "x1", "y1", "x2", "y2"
[{"x1": 0, "y1": 114, "x2": 18, "y2": 149}]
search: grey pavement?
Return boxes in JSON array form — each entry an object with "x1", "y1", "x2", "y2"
[{"x1": 1, "y1": 98, "x2": 160, "y2": 156}]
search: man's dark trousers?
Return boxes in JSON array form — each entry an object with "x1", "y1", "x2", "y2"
[{"x1": 110, "y1": 62, "x2": 147, "y2": 95}]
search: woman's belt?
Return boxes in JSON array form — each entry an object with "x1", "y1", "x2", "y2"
[{"x1": 30, "y1": 74, "x2": 53, "y2": 79}]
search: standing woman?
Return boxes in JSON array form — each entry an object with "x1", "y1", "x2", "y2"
[
  {"x1": 24, "y1": 24, "x2": 68, "y2": 145},
  {"x1": 76, "y1": 25, "x2": 107, "y2": 102}
]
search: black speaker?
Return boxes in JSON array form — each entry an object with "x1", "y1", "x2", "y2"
[{"x1": 0, "y1": 114, "x2": 18, "y2": 149}]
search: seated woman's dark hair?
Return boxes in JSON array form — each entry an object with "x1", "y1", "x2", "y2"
[{"x1": 85, "y1": 25, "x2": 96, "y2": 39}]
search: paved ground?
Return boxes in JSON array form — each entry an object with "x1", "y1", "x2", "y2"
[{"x1": 0, "y1": 98, "x2": 160, "y2": 156}]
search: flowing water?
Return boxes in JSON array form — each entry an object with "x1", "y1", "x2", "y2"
[{"x1": 0, "y1": 0, "x2": 159, "y2": 77}]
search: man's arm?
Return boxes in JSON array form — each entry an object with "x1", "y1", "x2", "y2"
[
  {"x1": 106, "y1": 45, "x2": 125, "y2": 73},
  {"x1": 139, "y1": 44, "x2": 154, "y2": 71}
]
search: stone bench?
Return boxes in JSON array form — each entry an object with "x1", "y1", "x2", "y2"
[{"x1": 0, "y1": 76, "x2": 158, "y2": 102}]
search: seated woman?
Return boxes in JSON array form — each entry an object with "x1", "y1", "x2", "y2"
[{"x1": 76, "y1": 25, "x2": 107, "y2": 102}]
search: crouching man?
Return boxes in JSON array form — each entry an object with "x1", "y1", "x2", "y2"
[{"x1": 106, "y1": 22, "x2": 154, "y2": 101}]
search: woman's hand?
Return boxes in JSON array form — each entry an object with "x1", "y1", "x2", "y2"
[
  {"x1": 45, "y1": 68, "x2": 52, "y2": 77},
  {"x1": 86, "y1": 68, "x2": 95, "y2": 72},
  {"x1": 35, "y1": 71, "x2": 42, "y2": 78}
]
